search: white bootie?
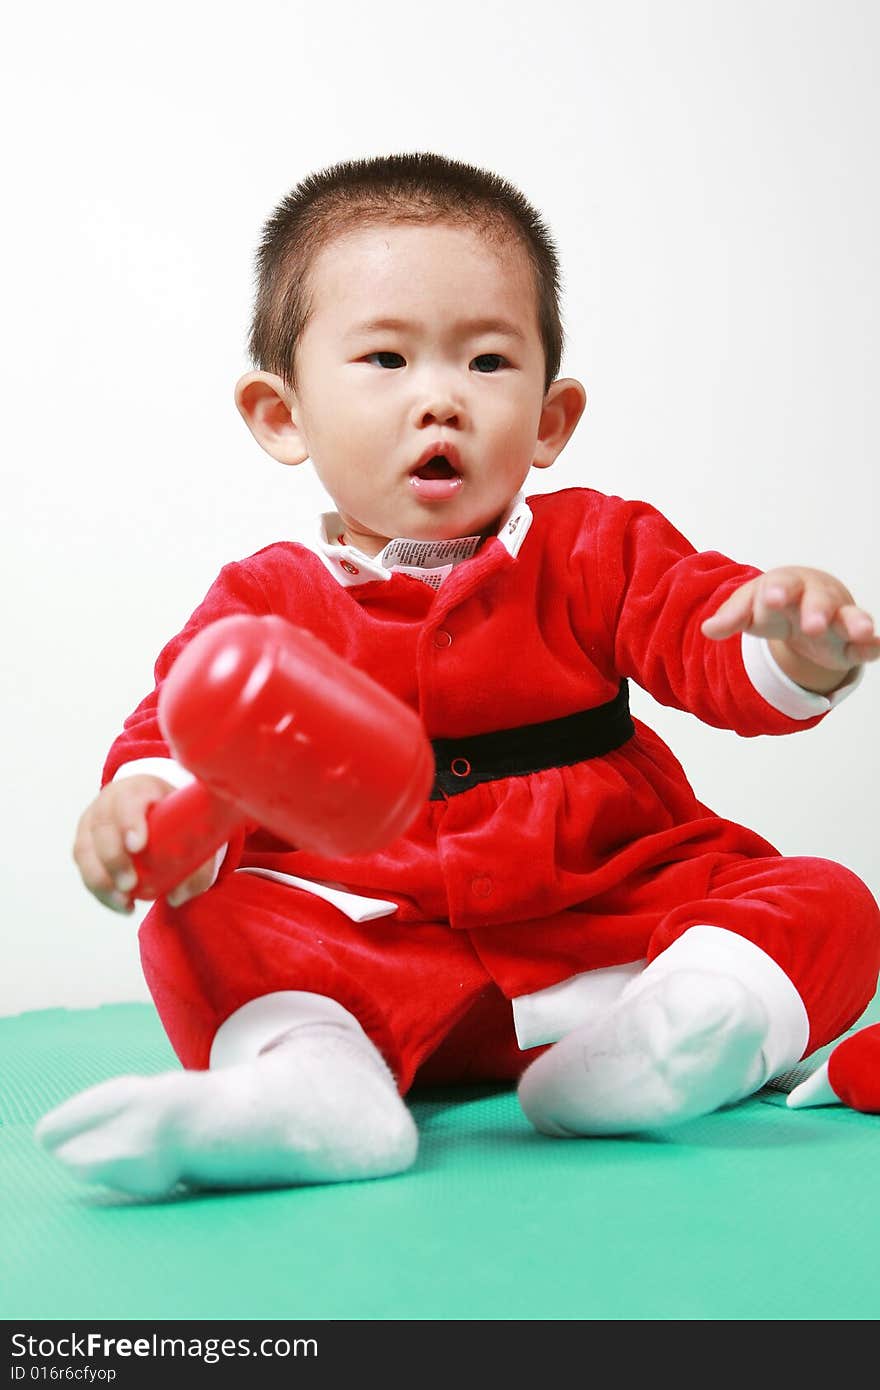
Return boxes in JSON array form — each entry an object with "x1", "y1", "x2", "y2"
[
  {"x1": 519, "y1": 969, "x2": 769, "y2": 1135},
  {"x1": 518, "y1": 926, "x2": 810, "y2": 1136},
  {"x1": 35, "y1": 992, "x2": 417, "y2": 1197}
]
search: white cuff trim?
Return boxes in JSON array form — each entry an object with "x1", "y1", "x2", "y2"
[
  {"x1": 210, "y1": 991, "x2": 366, "y2": 1068},
  {"x1": 512, "y1": 959, "x2": 647, "y2": 1049},
  {"x1": 626, "y1": 924, "x2": 810, "y2": 1082},
  {"x1": 112, "y1": 757, "x2": 195, "y2": 789},
  {"x1": 741, "y1": 633, "x2": 863, "y2": 720}
]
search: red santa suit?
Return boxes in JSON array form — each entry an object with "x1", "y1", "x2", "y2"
[{"x1": 106, "y1": 488, "x2": 880, "y2": 1093}]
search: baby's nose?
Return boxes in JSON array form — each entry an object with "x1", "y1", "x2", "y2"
[{"x1": 416, "y1": 390, "x2": 462, "y2": 426}]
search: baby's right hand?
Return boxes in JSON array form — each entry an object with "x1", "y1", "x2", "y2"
[{"x1": 73, "y1": 776, "x2": 217, "y2": 914}]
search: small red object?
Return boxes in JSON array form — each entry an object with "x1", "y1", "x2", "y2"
[
  {"x1": 130, "y1": 614, "x2": 435, "y2": 900},
  {"x1": 827, "y1": 1022, "x2": 880, "y2": 1113}
]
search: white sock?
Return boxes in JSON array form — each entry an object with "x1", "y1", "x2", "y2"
[
  {"x1": 34, "y1": 992, "x2": 417, "y2": 1198},
  {"x1": 517, "y1": 925, "x2": 810, "y2": 1136}
]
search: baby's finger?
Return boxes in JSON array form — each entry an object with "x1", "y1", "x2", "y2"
[
  {"x1": 797, "y1": 586, "x2": 840, "y2": 636},
  {"x1": 837, "y1": 604, "x2": 876, "y2": 644},
  {"x1": 89, "y1": 812, "x2": 129, "y2": 881},
  {"x1": 841, "y1": 635, "x2": 880, "y2": 665},
  {"x1": 90, "y1": 816, "x2": 139, "y2": 897},
  {"x1": 701, "y1": 582, "x2": 757, "y2": 639},
  {"x1": 705, "y1": 573, "x2": 800, "y2": 640},
  {"x1": 114, "y1": 782, "x2": 161, "y2": 857},
  {"x1": 166, "y1": 858, "x2": 218, "y2": 909},
  {"x1": 73, "y1": 841, "x2": 134, "y2": 914},
  {"x1": 759, "y1": 571, "x2": 804, "y2": 612}
]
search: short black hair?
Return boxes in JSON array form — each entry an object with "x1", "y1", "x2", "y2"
[{"x1": 247, "y1": 151, "x2": 565, "y2": 394}]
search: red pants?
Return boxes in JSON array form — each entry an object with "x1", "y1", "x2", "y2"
[{"x1": 139, "y1": 852, "x2": 880, "y2": 1094}]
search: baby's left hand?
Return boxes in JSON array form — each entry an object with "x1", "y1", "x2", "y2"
[{"x1": 701, "y1": 566, "x2": 880, "y2": 676}]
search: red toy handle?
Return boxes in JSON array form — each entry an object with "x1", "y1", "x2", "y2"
[{"x1": 130, "y1": 781, "x2": 244, "y2": 901}]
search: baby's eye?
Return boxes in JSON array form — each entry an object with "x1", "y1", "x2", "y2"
[
  {"x1": 472, "y1": 354, "x2": 507, "y2": 373},
  {"x1": 364, "y1": 351, "x2": 405, "y2": 369}
]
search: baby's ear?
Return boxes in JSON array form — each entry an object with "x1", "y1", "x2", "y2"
[
  {"x1": 533, "y1": 377, "x2": 587, "y2": 470},
  {"x1": 234, "y1": 371, "x2": 309, "y2": 467}
]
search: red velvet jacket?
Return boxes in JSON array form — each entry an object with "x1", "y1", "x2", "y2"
[{"x1": 103, "y1": 488, "x2": 830, "y2": 987}]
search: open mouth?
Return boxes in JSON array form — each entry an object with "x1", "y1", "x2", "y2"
[
  {"x1": 409, "y1": 452, "x2": 463, "y2": 501},
  {"x1": 412, "y1": 454, "x2": 459, "y2": 480}
]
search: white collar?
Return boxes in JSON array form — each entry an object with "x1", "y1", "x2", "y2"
[{"x1": 312, "y1": 492, "x2": 533, "y2": 589}]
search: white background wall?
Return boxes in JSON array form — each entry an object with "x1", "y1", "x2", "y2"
[{"x1": 2, "y1": 0, "x2": 877, "y2": 1017}]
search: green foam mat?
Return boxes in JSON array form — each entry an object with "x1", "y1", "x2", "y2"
[{"x1": 2, "y1": 1004, "x2": 879, "y2": 1320}]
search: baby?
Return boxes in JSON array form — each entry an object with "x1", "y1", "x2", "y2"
[{"x1": 37, "y1": 152, "x2": 880, "y2": 1198}]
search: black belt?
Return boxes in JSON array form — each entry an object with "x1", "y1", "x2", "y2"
[{"x1": 429, "y1": 680, "x2": 634, "y2": 799}]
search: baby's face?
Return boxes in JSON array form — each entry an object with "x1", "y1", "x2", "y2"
[{"x1": 288, "y1": 221, "x2": 553, "y2": 554}]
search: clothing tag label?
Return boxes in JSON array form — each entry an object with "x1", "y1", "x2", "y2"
[
  {"x1": 378, "y1": 535, "x2": 482, "y2": 570},
  {"x1": 391, "y1": 563, "x2": 455, "y2": 590}
]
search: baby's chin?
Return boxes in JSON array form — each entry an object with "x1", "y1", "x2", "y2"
[
  {"x1": 340, "y1": 496, "x2": 509, "y2": 551},
  {"x1": 403, "y1": 499, "x2": 511, "y2": 542}
]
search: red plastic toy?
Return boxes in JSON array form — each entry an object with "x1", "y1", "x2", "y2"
[
  {"x1": 788, "y1": 1021, "x2": 880, "y2": 1114},
  {"x1": 129, "y1": 614, "x2": 436, "y2": 900}
]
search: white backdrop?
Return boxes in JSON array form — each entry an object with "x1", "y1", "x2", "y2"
[{"x1": 2, "y1": 0, "x2": 877, "y2": 1016}]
